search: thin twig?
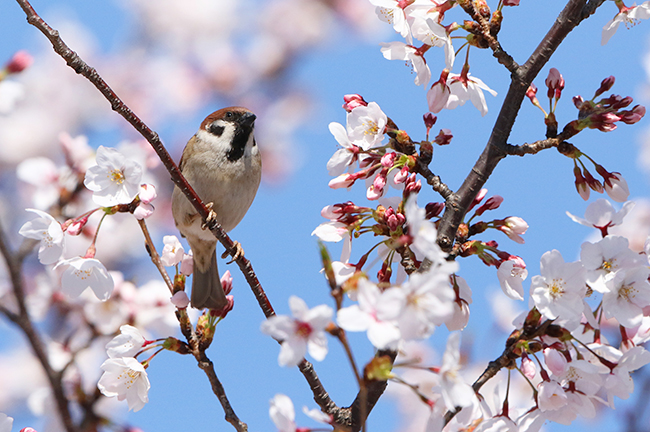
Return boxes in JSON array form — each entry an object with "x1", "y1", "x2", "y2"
[{"x1": 137, "y1": 219, "x2": 174, "y2": 294}]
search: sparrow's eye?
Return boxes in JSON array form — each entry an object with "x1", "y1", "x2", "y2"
[{"x1": 225, "y1": 111, "x2": 234, "y2": 119}]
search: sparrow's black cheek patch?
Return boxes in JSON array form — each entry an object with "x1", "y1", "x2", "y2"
[
  {"x1": 208, "y1": 124, "x2": 225, "y2": 137},
  {"x1": 227, "y1": 127, "x2": 251, "y2": 162}
]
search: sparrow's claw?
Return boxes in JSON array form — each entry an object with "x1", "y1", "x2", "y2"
[
  {"x1": 222, "y1": 241, "x2": 244, "y2": 264},
  {"x1": 201, "y1": 202, "x2": 217, "y2": 230}
]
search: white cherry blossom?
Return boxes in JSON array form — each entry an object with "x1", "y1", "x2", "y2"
[
  {"x1": 269, "y1": 394, "x2": 296, "y2": 432},
  {"x1": 327, "y1": 122, "x2": 358, "y2": 176},
  {"x1": 19, "y1": 208, "x2": 65, "y2": 265},
  {"x1": 445, "y1": 72, "x2": 497, "y2": 116},
  {"x1": 580, "y1": 236, "x2": 645, "y2": 293},
  {"x1": 97, "y1": 357, "x2": 150, "y2": 412},
  {"x1": 404, "y1": 194, "x2": 449, "y2": 265},
  {"x1": 397, "y1": 271, "x2": 455, "y2": 339},
  {"x1": 602, "y1": 266, "x2": 650, "y2": 328},
  {"x1": 84, "y1": 145, "x2": 143, "y2": 207},
  {"x1": 566, "y1": 199, "x2": 634, "y2": 233},
  {"x1": 602, "y1": 2, "x2": 650, "y2": 45},
  {"x1": 106, "y1": 325, "x2": 146, "y2": 358},
  {"x1": 530, "y1": 250, "x2": 586, "y2": 328},
  {"x1": 311, "y1": 221, "x2": 349, "y2": 242},
  {"x1": 260, "y1": 296, "x2": 333, "y2": 367},
  {"x1": 439, "y1": 332, "x2": 475, "y2": 410},
  {"x1": 346, "y1": 102, "x2": 388, "y2": 149},
  {"x1": 57, "y1": 257, "x2": 115, "y2": 301},
  {"x1": 160, "y1": 235, "x2": 185, "y2": 267},
  {"x1": 497, "y1": 259, "x2": 528, "y2": 301},
  {"x1": 337, "y1": 278, "x2": 403, "y2": 349},
  {"x1": 380, "y1": 42, "x2": 431, "y2": 87}
]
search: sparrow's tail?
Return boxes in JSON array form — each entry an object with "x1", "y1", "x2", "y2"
[{"x1": 191, "y1": 245, "x2": 227, "y2": 310}]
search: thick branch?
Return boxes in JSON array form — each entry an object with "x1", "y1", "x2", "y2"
[
  {"x1": 436, "y1": 0, "x2": 599, "y2": 251},
  {"x1": 0, "y1": 219, "x2": 77, "y2": 432}
]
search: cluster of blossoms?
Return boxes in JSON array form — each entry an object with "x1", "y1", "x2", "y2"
[
  {"x1": 371, "y1": 0, "x2": 502, "y2": 116},
  {"x1": 18, "y1": 145, "x2": 158, "y2": 301}
]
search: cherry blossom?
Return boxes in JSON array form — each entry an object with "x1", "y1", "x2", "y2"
[
  {"x1": 337, "y1": 278, "x2": 403, "y2": 349},
  {"x1": 580, "y1": 236, "x2": 645, "y2": 293},
  {"x1": 496, "y1": 259, "x2": 528, "y2": 301},
  {"x1": 160, "y1": 235, "x2": 185, "y2": 267},
  {"x1": 446, "y1": 275, "x2": 472, "y2": 331},
  {"x1": 106, "y1": 325, "x2": 146, "y2": 358},
  {"x1": 537, "y1": 379, "x2": 568, "y2": 412},
  {"x1": 269, "y1": 394, "x2": 296, "y2": 432},
  {"x1": 260, "y1": 296, "x2": 333, "y2": 367},
  {"x1": 445, "y1": 71, "x2": 497, "y2": 116},
  {"x1": 404, "y1": 194, "x2": 449, "y2": 265},
  {"x1": 311, "y1": 221, "x2": 349, "y2": 242},
  {"x1": 603, "y1": 171, "x2": 630, "y2": 202},
  {"x1": 602, "y1": 346, "x2": 650, "y2": 406},
  {"x1": 97, "y1": 357, "x2": 150, "y2": 412},
  {"x1": 83, "y1": 146, "x2": 143, "y2": 207},
  {"x1": 326, "y1": 122, "x2": 359, "y2": 176},
  {"x1": 566, "y1": 198, "x2": 634, "y2": 235},
  {"x1": 529, "y1": 250, "x2": 586, "y2": 328},
  {"x1": 410, "y1": 12, "x2": 455, "y2": 69},
  {"x1": 439, "y1": 332, "x2": 475, "y2": 410},
  {"x1": 602, "y1": 266, "x2": 650, "y2": 328},
  {"x1": 601, "y1": 2, "x2": 650, "y2": 45},
  {"x1": 57, "y1": 257, "x2": 115, "y2": 301},
  {"x1": 18, "y1": 209, "x2": 65, "y2": 265},
  {"x1": 380, "y1": 42, "x2": 431, "y2": 87},
  {"x1": 346, "y1": 101, "x2": 388, "y2": 149},
  {"x1": 397, "y1": 271, "x2": 456, "y2": 339}
]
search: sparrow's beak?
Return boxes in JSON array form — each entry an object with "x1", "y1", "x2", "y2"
[{"x1": 238, "y1": 112, "x2": 256, "y2": 128}]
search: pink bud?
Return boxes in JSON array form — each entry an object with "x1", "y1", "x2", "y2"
[
  {"x1": 425, "y1": 202, "x2": 445, "y2": 218},
  {"x1": 620, "y1": 105, "x2": 645, "y2": 124},
  {"x1": 329, "y1": 174, "x2": 355, "y2": 189},
  {"x1": 139, "y1": 184, "x2": 157, "y2": 204},
  {"x1": 221, "y1": 270, "x2": 233, "y2": 295},
  {"x1": 474, "y1": 195, "x2": 503, "y2": 216},
  {"x1": 213, "y1": 295, "x2": 234, "y2": 318},
  {"x1": 180, "y1": 252, "x2": 194, "y2": 275},
  {"x1": 574, "y1": 166, "x2": 590, "y2": 201},
  {"x1": 393, "y1": 166, "x2": 409, "y2": 184},
  {"x1": 543, "y1": 348, "x2": 568, "y2": 376},
  {"x1": 545, "y1": 68, "x2": 564, "y2": 99},
  {"x1": 604, "y1": 172, "x2": 629, "y2": 203},
  {"x1": 133, "y1": 202, "x2": 154, "y2": 220},
  {"x1": 503, "y1": 0, "x2": 519, "y2": 5},
  {"x1": 467, "y1": 188, "x2": 488, "y2": 213},
  {"x1": 6, "y1": 50, "x2": 33, "y2": 74},
  {"x1": 380, "y1": 152, "x2": 397, "y2": 168},
  {"x1": 595, "y1": 76, "x2": 615, "y2": 98},
  {"x1": 427, "y1": 69, "x2": 451, "y2": 113},
  {"x1": 342, "y1": 94, "x2": 367, "y2": 112},
  {"x1": 521, "y1": 355, "x2": 536, "y2": 379},
  {"x1": 171, "y1": 291, "x2": 190, "y2": 309}
]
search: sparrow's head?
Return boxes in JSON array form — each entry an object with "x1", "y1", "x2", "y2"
[{"x1": 200, "y1": 107, "x2": 257, "y2": 162}]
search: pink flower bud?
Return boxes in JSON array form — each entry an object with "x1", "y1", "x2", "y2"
[
  {"x1": 582, "y1": 169, "x2": 603, "y2": 193},
  {"x1": 138, "y1": 184, "x2": 157, "y2": 204},
  {"x1": 180, "y1": 252, "x2": 194, "y2": 275},
  {"x1": 221, "y1": 270, "x2": 233, "y2": 295},
  {"x1": 543, "y1": 347, "x2": 568, "y2": 376},
  {"x1": 427, "y1": 69, "x2": 451, "y2": 113},
  {"x1": 342, "y1": 94, "x2": 367, "y2": 112},
  {"x1": 526, "y1": 83, "x2": 539, "y2": 106},
  {"x1": 425, "y1": 202, "x2": 445, "y2": 218},
  {"x1": 474, "y1": 195, "x2": 503, "y2": 216},
  {"x1": 171, "y1": 291, "x2": 190, "y2": 309},
  {"x1": 380, "y1": 152, "x2": 397, "y2": 168},
  {"x1": 133, "y1": 202, "x2": 154, "y2": 220},
  {"x1": 620, "y1": 105, "x2": 645, "y2": 124},
  {"x1": 545, "y1": 68, "x2": 564, "y2": 99},
  {"x1": 574, "y1": 166, "x2": 590, "y2": 201},
  {"x1": 213, "y1": 295, "x2": 234, "y2": 318},
  {"x1": 594, "y1": 76, "x2": 615, "y2": 98},
  {"x1": 467, "y1": 188, "x2": 488, "y2": 213},
  {"x1": 603, "y1": 172, "x2": 629, "y2": 202},
  {"x1": 329, "y1": 174, "x2": 355, "y2": 189},
  {"x1": 521, "y1": 355, "x2": 536, "y2": 380},
  {"x1": 6, "y1": 50, "x2": 33, "y2": 74},
  {"x1": 393, "y1": 166, "x2": 409, "y2": 184}
]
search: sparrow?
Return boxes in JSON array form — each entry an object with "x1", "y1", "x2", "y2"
[{"x1": 171, "y1": 107, "x2": 262, "y2": 310}]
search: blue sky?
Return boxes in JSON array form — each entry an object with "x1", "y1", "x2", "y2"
[{"x1": 1, "y1": 1, "x2": 650, "y2": 431}]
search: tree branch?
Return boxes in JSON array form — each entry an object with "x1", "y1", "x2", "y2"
[
  {"x1": 436, "y1": 0, "x2": 600, "y2": 252},
  {"x1": 0, "y1": 218, "x2": 78, "y2": 432}
]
